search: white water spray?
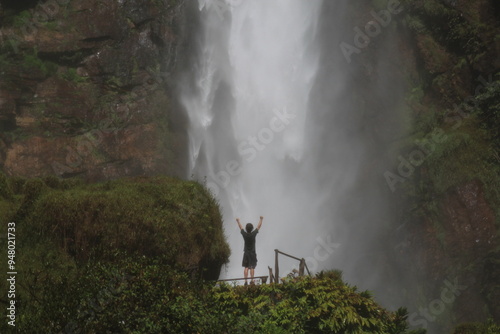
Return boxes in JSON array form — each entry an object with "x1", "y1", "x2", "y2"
[
  {"x1": 182, "y1": 0, "x2": 329, "y2": 279},
  {"x1": 180, "y1": 0, "x2": 405, "y2": 294}
]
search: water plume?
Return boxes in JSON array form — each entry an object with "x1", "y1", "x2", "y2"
[{"x1": 180, "y1": 0, "x2": 407, "y2": 310}]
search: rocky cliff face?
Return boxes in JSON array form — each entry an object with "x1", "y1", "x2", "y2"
[
  {"x1": 0, "y1": 0, "x2": 188, "y2": 181},
  {"x1": 393, "y1": 0, "x2": 500, "y2": 331},
  {"x1": 326, "y1": 0, "x2": 499, "y2": 330}
]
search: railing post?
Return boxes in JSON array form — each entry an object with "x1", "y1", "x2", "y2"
[
  {"x1": 299, "y1": 258, "x2": 305, "y2": 276},
  {"x1": 304, "y1": 261, "x2": 311, "y2": 276},
  {"x1": 274, "y1": 249, "x2": 279, "y2": 283}
]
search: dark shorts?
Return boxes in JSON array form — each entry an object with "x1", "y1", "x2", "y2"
[{"x1": 242, "y1": 252, "x2": 257, "y2": 269}]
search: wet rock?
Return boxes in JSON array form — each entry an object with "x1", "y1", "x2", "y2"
[
  {"x1": 442, "y1": 180, "x2": 497, "y2": 262},
  {"x1": 0, "y1": 0, "x2": 187, "y2": 178}
]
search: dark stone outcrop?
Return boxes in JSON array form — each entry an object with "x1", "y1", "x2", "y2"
[{"x1": 0, "y1": 0, "x2": 189, "y2": 181}]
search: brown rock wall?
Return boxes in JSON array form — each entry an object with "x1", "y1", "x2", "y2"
[{"x1": 0, "y1": 0, "x2": 188, "y2": 180}]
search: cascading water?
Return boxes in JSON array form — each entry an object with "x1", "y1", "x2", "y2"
[
  {"x1": 181, "y1": 0, "x2": 407, "y2": 307},
  {"x1": 182, "y1": 0, "x2": 329, "y2": 279}
]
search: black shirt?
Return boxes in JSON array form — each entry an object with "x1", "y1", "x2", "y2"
[{"x1": 241, "y1": 229, "x2": 258, "y2": 253}]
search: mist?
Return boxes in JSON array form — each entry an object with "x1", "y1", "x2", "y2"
[{"x1": 180, "y1": 0, "x2": 409, "y2": 310}]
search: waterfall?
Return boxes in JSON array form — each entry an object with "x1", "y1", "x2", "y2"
[
  {"x1": 181, "y1": 0, "x2": 327, "y2": 279},
  {"x1": 180, "y1": 0, "x2": 406, "y2": 301}
]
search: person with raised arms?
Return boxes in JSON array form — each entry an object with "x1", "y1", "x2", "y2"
[{"x1": 236, "y1": 216, "x2": 263, "y2": 285}]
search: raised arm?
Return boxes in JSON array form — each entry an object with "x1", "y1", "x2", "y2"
[
  {"x1": 257, "y1": 216, "x2": 263, "y2": 230},
  {"x1": 236, "y1": 218, "x2": 243, "y2": 230}
]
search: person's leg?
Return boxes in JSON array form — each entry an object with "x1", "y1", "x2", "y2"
[
  {"x1": 249, "y1": 252, "x2": 257, "y2": 284},
  {"x1": 243, "y1": 253, "x2": 249, "y2": 285}
]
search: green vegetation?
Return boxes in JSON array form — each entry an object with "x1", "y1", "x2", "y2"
[
  {"x1": 105, "y1": 76, "x2": 125, "y2": 88},
  {"x1": 474, "y1": 76, "x2": 500, "y2": 151},
  {"x1": 402, "y1": 0, "x2": 484, "y2": 57},
  {"x1": 398, "y1": 74, "x2": 500, "y2": 231},
  {"x1": 11, "y1": 10, "x2": 32, "y2": 28},
  {"x1": 60, "y1": 67, "x2": 88, "y2": 83},
  {"x1": 0, "y1": 173, "x2": 419, "y2": 333},
  {"x1": 416, "y1": 34, "x2": 450, "y2": 74},
  {"x1": 397, "y1": 0, "x2": 500, "y2": 228},
  {"x1": 208, "y1": 271, "x2": 410, "y2": 334},
  {"x1": 0, "y1": 175, "x2": 231, "y2": 332},
  {"x1": 452, "y1": 321, "x2": 500, "y2": 334},
  {"x1": 43, "y1": 20, "x2": 59, "y2": 31},
  {"x1": 0, "y1": 173, "x2": 13, "y2": 200},
  {"x1": 8, "y1": 175, "x2": 230, "y2": 267},
  {"x1": 21, "y1": 52, "x2": 58, "y2": 78},
  {"x1": 391, "y1": 2, "x2": 500, "y2": 329}
]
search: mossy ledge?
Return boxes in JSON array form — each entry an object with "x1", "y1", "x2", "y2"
[
  {"x1": 0, "y1": 174, "x2": 231, "y2": 330},
  {"x1": 1, "y1": 174, "x2": 230, "y2": 272}
]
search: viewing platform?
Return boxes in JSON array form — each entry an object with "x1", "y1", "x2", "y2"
[{"x1": 216, "y1": 249, "x2": 311, "y2": 285}]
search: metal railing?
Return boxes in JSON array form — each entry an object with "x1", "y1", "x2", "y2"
[
  {"x1": 272, "y1": 249, "x2": 310, "y2": 283},
  {"x1": 216, "y1": 249, "x2": 310, "y2": 285},
  {"x1": 216, "y1": 276, "x2": 268, "y2": 284}
]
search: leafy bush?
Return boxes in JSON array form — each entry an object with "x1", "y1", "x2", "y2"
[
  {"x1": 452, "y1": 321, "x2": 500, "y2": 334},
  {"x1": 0, "y1": 175, "x2": 231, "y2": 332},
  {"x1": 12, "y1": 261, "x2": 415, "y2": 333},
  {"x1": 19, "y1": 176, "x2": 230, "y2": 272},
  {"x1": 210, "y1": 272, "x2": 411, "y2": 334}
]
